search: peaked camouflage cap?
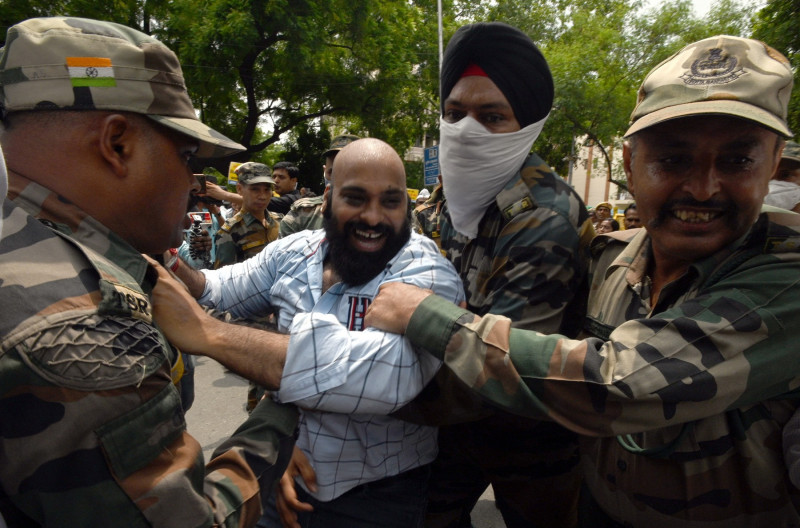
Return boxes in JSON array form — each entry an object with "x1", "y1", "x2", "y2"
[
  {"x1": 0, "y1": 17, "x2": 245, "y2": 158},
  {"x1": 625, "y1": 35, "x2": 793, "y2": 138},
  {"x1": 235, "y1": 162, "x2": 275, "y2": 185},
  {"x1": 782, "y1": 141, "x2": 800, "y2": 164},
  {"x1": 323, "y1": 134, "x2": 360, "y2": 158}
]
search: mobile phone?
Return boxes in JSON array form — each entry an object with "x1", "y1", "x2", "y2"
[{"x1": 195, "y1": 174, "x2": 207, "y2": 194}]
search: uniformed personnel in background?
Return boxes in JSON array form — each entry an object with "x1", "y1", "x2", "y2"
[{"x1": 214, "y1": 161, "x2": 282, "y2": 269}]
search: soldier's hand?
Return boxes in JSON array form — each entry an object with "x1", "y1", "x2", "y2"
[
  {"x1": 275, "y1": 447, "x2": 316, "y2": 528},
  {"x1": 364, "y1": 282, "x2": 433, "y2": 334}
]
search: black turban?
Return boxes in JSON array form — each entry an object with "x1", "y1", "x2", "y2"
[{"x1": 440, "y1": 22, "x2": 554, "y2": 127}]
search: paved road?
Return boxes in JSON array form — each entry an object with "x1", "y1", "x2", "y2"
[{"x1": 185, "y1": 355, "x2": 506, "y2": 527}]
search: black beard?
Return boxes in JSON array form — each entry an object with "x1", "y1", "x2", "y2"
[{"x1": 323, "y1": 201, "x2": 412, "y2": 286}]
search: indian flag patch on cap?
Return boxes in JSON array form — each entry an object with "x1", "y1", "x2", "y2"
[{"x1": 66, "y1": 57, "x2": 115, "y2": 87}]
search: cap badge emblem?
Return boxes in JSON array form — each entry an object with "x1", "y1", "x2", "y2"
[{"x1": 680, "y1": 48, "x2": 744, "y2": 86}]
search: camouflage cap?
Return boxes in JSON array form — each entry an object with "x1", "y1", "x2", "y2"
[
  {"x1": 235, "y1": 162, "x2": 275, "y2": 186},
  {"x1": 625, "y1": 35, "x2": 793, "y2": 138},
  {"x1": 783, "y1": 141, "x2": 800, "y2": 164},
  {"x1": 0, "y1": 17, "x2": 245, "y2": 158},
  {"x1": 323, "y1": 134, "x2": 360, "y2": 158}
]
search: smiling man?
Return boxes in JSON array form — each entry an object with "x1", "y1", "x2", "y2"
[
  {"x1": 155, "y1": 138, "x2": 464, "y2": 527},
  {"x1": 365, "y1": 35, "x2": 800, "y2": 527}
]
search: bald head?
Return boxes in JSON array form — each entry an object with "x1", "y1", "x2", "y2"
[
  {"x1": 323, "y1": 137, "x2": 411, "y2": 285},
  {"x1": 331, "y1": 138, "x2": 406, "y2": 190}
]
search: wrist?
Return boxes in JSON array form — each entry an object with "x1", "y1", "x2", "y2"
[{"x1": 166, "y1": 248, "x2": 179, "y2": 272}]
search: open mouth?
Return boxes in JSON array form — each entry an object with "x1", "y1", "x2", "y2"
[
  {"x1": 672, "y1": 209, "x2": 725, "y2": 224},
  {"x1": 350, "y1": 228, "x2": 387, "y2": 252}
]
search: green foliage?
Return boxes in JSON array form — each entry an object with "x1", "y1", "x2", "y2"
[
  {"x1": 280, "y1": 125, "x2": 331, "y2": 195},
  {"x1": 1, "y1": 0, "x2": 440, "y2": 179},
  {"x1": 2, "y1": 0, "x2": 773, "y2": 193},
  {"x1": 404, "y1": 160, "x2": 424, "y2": 191},
  {"x1": 752, "y1": 0, "x2": 800, "y2": 138},
  {"x1": 464, "y1": 0, "x2": 754, "y2": 184}
]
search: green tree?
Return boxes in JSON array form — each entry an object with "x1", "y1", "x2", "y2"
[
  {"x1": 1, "y1": 1, "x2": 441, "y2": 176},
  {"x1": 458, "y1": 0, "x2": 753, "y2": 189},
  {"x1": 752, "y1": 0, "x2": 800, "y2": 137}
]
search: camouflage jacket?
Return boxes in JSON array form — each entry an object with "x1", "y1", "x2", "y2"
[
  {"x1": 395, "y1": 153, "x2": 593, "y2": 425},
  {"x1": 278, "y1": 195, "x2": 323, "y2": 238},
  {"x1": 404, "y1": 209, "x2": 800, "y2": 526},
  {"x1": 413, "y1": 184, "x2": 444, "y2": 249},
  {"x1": 214, "y1": 209, "x2": 280, "y2": 268},
  {"x1": 440, "y1": 152, "x2": 594, "y2": 336},
  {"x1": 0, "y1": 176, "x2": 297, "y2": 527}
]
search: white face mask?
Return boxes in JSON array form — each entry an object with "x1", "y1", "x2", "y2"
[{"x1": 439, "y1": 114, "x2": 548, "y2": 238}]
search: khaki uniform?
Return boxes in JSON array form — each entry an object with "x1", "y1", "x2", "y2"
[{"x1": 213, "y1": 209, "x2": 281, "y2": 268}]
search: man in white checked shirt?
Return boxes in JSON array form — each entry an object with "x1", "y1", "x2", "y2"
[{"x1": 150, "y1": 138, "x2": 465, "y2": 527}]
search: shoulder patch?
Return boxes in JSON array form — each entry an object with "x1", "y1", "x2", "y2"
[
  {"x1": 16, "y1": 313, "x2": 168, "y2": 390},
  {"x1": 501, "y1": 196, "x2": 534, "y2": 220},
  {"x1": 765, "y1": 236, "x2": 800, "y2": 252},
  {"x1": 98, "y1": 280, "x2": 153, "y2": 324}
]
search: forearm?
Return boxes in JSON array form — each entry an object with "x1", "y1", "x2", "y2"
[
  {"x1": 197, "y1": 317, "x2": 289, "y2": 389},
  {"x1": 171, "y1": 257, "x2": 208, "y2": 298},
  {"x1": 407, "y1": 282, "x2": 800, "y2": 438}
]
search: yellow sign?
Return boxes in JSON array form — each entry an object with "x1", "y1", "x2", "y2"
[
  {"x1": 228, "y1": 162, "x2": 242, "y2": 186},
  {"x1": 408, "y1": 189, "x2": 420, "y2": 201}
]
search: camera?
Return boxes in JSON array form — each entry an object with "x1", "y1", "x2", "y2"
[{"x1": 189, "y1": 174, "x2": 224, "y2": 208}]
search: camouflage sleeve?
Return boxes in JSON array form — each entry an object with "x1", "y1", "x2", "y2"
[
  {"x1": 783, "y1": 406, "x2": 800, "y2": 489},
  {"x1": 213, "y1": 227, "x2": 237, "y2": 268},
  {"x1": 278, "y1": 201, "x2": 323, "y2": 238},
  {"x1": 0, "y1": 316, "x2": 297, "y2": 528},
  {"x1": 483, "y1": 206, "x2": 589, "y2": 335},
  {"x1": 406, "y1": 253, "x2": 800, "y2": 437}
]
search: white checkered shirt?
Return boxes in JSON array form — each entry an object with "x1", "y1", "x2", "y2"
[{"x1": 199, "y1": 229, "x2": 465, "y2": 500}]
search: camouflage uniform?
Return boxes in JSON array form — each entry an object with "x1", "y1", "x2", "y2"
[
  {"x1": 278, "y1": 195, "x2": 324, "y2": 238},
  {"x1": 0, "y1": 176, "x2": 298, "y2": 527},
  {"x1": 413, "y1": 184, "x2": 444, "y2": 249},
  {"x1": 213, "y1": 209, "x2": 281, "y2": 268},
  {"x1": 401, "y1": 207, "x2": 800, "y2": 526},
  {"x1": 400, "y1": 153, "x2": 594, "y2": 527}
]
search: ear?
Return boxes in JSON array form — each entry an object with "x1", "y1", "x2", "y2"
[
  {"x1": 98, "y1": 114, "x2": 135, "y2": 179},
  {"x1": 321, "y1": 183, "x2": 331, "y2": 213},
  {"x1": 622, "y1": 140, "x2": 635, "y2": 198}
]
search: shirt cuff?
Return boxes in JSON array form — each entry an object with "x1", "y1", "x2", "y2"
[{"x1": 407, "y1": 294, "x2": 472, "y2": 360}]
